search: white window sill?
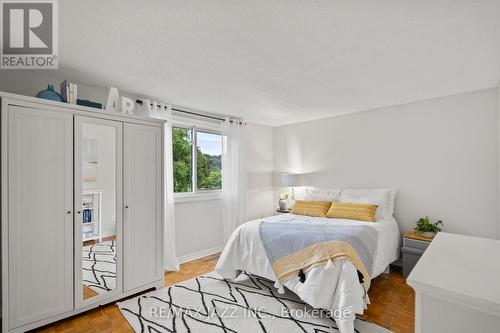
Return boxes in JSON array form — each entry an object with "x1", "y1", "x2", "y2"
[{"x1": 174, "y1": 191, "x2": 223, "y2": 203}]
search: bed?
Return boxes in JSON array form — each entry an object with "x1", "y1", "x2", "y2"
[{"x1": 215, "y1": 188, "x2": 401, "y2": 333}]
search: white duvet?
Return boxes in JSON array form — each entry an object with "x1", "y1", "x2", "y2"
[{"x1": 215, "y1": 214, "x2": 401, "y2": 333}]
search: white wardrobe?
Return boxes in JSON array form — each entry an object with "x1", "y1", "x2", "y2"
[{"x1": 1, "y1": 93, "x2": 164, "y2": 332}]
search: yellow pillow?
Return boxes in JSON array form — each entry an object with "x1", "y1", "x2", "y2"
[
  {"x1": 326, "y1": 202, "x2": 378, "y2": 222},
  {"x1": 291, "y1": 200, "x2": 332, "y2": 217}
]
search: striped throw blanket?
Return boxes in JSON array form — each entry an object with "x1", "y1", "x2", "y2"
[{"x1": 259, "y1": 221, "x2": 378, "y2": 293}]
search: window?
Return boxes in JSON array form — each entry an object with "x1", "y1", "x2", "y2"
[
  {"x1": 196, "y1": 131, "x2": 222, "y2": 191},
  {"x1": 172, "y1": 127, "x2": 193, "y2": 193},
  {"x1": 172, "y1": 126, "x2": 223, "y2": 194}
]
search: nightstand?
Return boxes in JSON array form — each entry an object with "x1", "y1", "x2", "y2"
[
  {"x1": 402, "y1": 232, "x2": 433, "y2": 278},
  {"x1": 276, "y1": 208, "x2": 291, "y2": 214}
]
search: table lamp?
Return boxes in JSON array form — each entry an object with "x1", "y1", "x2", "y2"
[{"x1": 280, "y1": 173, "x2": 304, "y2": 207}]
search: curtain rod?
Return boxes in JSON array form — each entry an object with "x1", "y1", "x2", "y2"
[{"x1": 135, "y1": 99, "x2": 246, "y2": 125}]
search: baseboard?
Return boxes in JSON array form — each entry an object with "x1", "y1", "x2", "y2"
[
  {"x1": 392, "y1": 257, "x2": 403, "y2": 267},
  {"x1": 177, "y1": 246, "x2": 223, "y2": 264}
]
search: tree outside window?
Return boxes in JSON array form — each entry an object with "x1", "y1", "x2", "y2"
[
  {"x1": 172, "y1": 127, "x2": 222, "y2": 193},
  {"x1": 172, "y1": 127, "x2": 192, "y2": 193},
  {"x1": 196, "y1": 131, "x2": 222, "y2": 191}
]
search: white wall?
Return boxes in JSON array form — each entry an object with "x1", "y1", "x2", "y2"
[
  {"x1": 274, "y1": 89, "x2": 499, "y2": 238},
  {"x1": 175, "y1": 199, "x2": 223, "y2": 260},
  {"x1": 246, "y1": 123, "x2": 275, "y2": 220},
  {"x1": 0, "y1": 70, "x2": 275, "y2": 260}
]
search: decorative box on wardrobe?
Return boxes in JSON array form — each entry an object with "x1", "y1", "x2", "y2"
[{"x1": 1, "y1": 92, "x2": 165, "y2": 332}]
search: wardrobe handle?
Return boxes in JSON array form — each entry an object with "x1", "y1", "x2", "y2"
[
  {"x1": 77, "y1": 211, "x2": 82, "y2": 214},
  {"x1": 125, "y1": 205, "x2": 129, "y2": 209},
  {"x1": 66, "y1": 211, "x2": 71, "y2": 215}
]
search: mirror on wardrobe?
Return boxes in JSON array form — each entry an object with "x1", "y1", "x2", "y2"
[{"x1": 78, "y1": 119, "x2": 121, "y2": 301}]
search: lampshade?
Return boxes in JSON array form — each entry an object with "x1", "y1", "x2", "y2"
[{"x1": 280, "y1": 173, "x2": 304, "y2": 187}]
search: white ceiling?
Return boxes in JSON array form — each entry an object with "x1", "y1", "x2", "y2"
[{"x1": 58, "y1": 0, "x2": 500, "y2": 126}]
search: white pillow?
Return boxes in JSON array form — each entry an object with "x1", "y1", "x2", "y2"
[
  {"x1": 304, "y1": 187, "x2": 342, "y2": 202},
  {"x1": 339, "y1": 188, "x2": 396, "y2": 220}
]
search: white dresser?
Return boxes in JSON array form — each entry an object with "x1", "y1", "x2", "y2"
[{"x1": 407, "y1": 232, "x2": 500, "y2": 333}]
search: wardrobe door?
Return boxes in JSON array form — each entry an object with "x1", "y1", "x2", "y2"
[
  {"x1": 123, "y1": 123, "x2": 163, "y2": 291},
  {"x1": 7, "y1": 106, "x2": 73, "y2": 329},
  {"x1": 74, "y1": 116, "x2": 123, "y2": 307}
]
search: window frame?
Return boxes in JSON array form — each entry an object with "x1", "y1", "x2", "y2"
[{"x1": 172, "y1": 119, "x2": 224, "y2": 202}]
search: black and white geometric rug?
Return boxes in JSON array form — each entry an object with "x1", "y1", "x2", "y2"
[
  {"x1": 118, "y1": 272, "x2": 391, "y2": 333},
  {"x1": 82, "y1": 240, "x2": 116, "y2": 294}
]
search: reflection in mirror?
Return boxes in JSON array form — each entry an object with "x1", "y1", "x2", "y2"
[{"x1": 81, "y1": 123, "x2": 117, "y2": 300}]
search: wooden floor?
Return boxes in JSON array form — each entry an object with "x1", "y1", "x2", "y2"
[
  {"x1": 359, "y1": 266, "x2": 415, "y2": 333},
  {"x1": 82, "y1": 285, "x2": 99, "y2": 300},
  {"x1": 83, "y1": 235, "x2": 117, "y2": 247},
  {"x1": 35, "y1": 253, "x2": 414, "y2": 333}
]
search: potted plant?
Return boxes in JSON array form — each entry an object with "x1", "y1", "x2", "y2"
[
  {"x1": 279, "y1": 192, "x2": 289, "y2": 210},
  {"x1": 414, "y1": 216, "x2": 443, "y2": 238}
]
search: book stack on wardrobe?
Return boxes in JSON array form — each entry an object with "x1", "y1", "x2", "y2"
[{"x1": 60, "y1": 80, "x2": 78, "y2": 104}]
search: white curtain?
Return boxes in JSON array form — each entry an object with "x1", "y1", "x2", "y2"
[
  {"x1": 222, "y1": 119, "x2": 248, "y2": 244},
  {"x1": 163, "y1": 105, "x2": 180, "y2": 271}
]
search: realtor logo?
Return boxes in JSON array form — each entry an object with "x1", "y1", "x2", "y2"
[{"x1": 1, "y1": 0, "x2": 58, "y2": 69}]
